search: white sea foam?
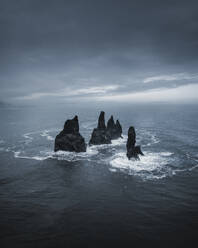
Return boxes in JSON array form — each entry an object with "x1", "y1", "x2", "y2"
[
  {"x1": 23, "y1": 132, "x2": 34, "y2": 144},
  {"x1": 51, "y1": 146, "x2": 98, "y2": 161},
  {"x1": 111, "y1": 135, "x2": 127, "y2": 146},
  {"x1": 109, "y1": 149, "x2": 198, "y2": 180},
  {"x1": 23, "y1": 129, "x2": 56, "y2": 143},
  {"x1": 14, "y1": 145, "x2": 98, "y2": 161},
  {"x1": 145, "y1": 134, "x2": 160, "y2": 147},
  {"x1": 173, "y1": 164, "x2": 198, "y2": 173},
  {"x1": 137, "y1": 129, "x2": 160, "y2": 147},
  {"x1": 40, "y1": 130, "x2": 54, "y2": 141},
  {"x1": 159, "y1": 152, "x2": 174, "y2": 156},
  {"x1": 14, "y1": 151, "x2": 51, "y2": 161},
  {"x1": 110, "y1": 152, "x2": 167, "y2": 172},
  {"x1": 109, "y1": 151, "x2": 173, "y2": 180}
]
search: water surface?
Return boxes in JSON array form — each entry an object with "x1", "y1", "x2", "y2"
[{"x1": 0, "y1": 103, "x2": 198, "y2": 247}]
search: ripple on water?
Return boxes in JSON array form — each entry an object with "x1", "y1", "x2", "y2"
[
  {"x1": 13, "y1": 145, "x2": 99, "y2": 162},
  {"x1": 109, "y1": 151, "x2": 173, "y2": 180},
  {"x1": 3, "y1": 128, "x2": 198, "y2": 180}
]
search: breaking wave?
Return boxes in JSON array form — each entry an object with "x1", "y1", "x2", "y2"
[
  {"x1": 13, "y1": 146, "x2": 99, "y2": 162},
  {"x1": 40, "y1": 130, "x2": 54, "y2": 141},
  {"x1": 1, "y1": 126, "x2": 197, "y2": 180},
  {"x1": 109, "y1": 150, "x2": 198, "y2": 180}
]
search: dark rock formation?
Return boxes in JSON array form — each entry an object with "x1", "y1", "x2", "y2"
[
  {"x1": 97, "y1": 111, "x2": 106, "y2": 129},
  {"x1": 107, "y1": 115, "x2": 122, "y2": 139},
  {"x1": 126, "y1": 126, "x2": 144, "y2": 160},
  {"x1": 89, "y1": 111, "x2": 111, "y2": 145},
  {"x1": 54, "y1": 116, "x2": 86, "y2": 152}
]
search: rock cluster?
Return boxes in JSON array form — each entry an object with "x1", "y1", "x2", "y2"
[
  {"x1": 107, "y1": 115, "x2": 122, "y2": 140},
  {"x1": 126, "y1": 126, "x2": 144, "y2": 160},
  {"x1": 54, "y1": 116, "x2": 86, "y2": 152},
  {"x1": 54, "y1": 111, "x2": 144, "y2": 161},
  {"x1": 89, "y1": 111, "x2": 111, "y2": 145},
  {"x1": 89, "y1": 111, "x2": 122, "y2": 145}
]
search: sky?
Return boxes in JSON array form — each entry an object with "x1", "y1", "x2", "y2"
[{"x1": 1, "y1": 0, "x2": 198, "y2": 104}]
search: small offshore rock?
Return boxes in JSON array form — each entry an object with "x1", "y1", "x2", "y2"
[{"x1": 126, "y1": 126, "x2": 143, "y2": 160}]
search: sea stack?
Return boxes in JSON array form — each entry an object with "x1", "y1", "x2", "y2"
[
  {"x1": 89, "y1": 111, "x2": 111, "y2": 145},
  {"x1": 107, "y1": 115, "x2": 122, "y2": 139},
  {"x1": 54, "y1": 116, "x2": 86, "y2": 152},
  {"x1": 126, "y1": 126, "x2": 144, "y2": 160}
]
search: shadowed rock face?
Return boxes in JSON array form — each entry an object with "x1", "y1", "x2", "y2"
[
  {"x1": 107, "y1": 115, "x2": 114, "y2": 129},
  {"x1": 54, "y1": 116, "x2": 86, "y2": 152},
  {"x1": 107, "y1": 116, "x2": 122, "y2": 139},
  {"x1": 97, "y1": 111, "x2": 106, "y2": 129},
  {"x1": 116, "y1": 120, "x2": 122, "y2": 134},
  {"x1": 89, "y1": 111, "x2": 123, "y2": 145},
  {"x1": 126, "y1": 126, "x2": 143, "y2": 160},
  {"x1": 89, "y1": 111, "x2": 111, "y2": 145},
  {"x1": 62, "y1": 116, "x2": 79, "y2": 134}
]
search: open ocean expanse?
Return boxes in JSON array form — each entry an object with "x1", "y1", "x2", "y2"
[{"x1": 0, "y1": 103, "x2": 198, "y2": 247}]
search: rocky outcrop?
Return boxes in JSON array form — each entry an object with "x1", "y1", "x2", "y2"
[
  {"x1": 126, "y1": 126, "x2": 143, "y2": 160},
  {"x1": 89, "y1": 111, "x2": 123, "y2": 145},
  {"x1": 107, "y1": 116, "x2": 122, "y2": 139},
  {"x1": 97, "y1": 111, "x2": 106, "y2": 129},
  {"x1": 89, "y1": 111, "x2": 111, "y2": 145},
  {"x1": 54, "y1": 116, "x2": 86, "y2": 152}
]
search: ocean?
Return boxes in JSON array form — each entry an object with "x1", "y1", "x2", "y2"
[{"x1": 0, "y1": 103, "x2": 198, "y2": 247}]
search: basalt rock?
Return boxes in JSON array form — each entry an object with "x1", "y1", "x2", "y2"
[
  {"x1": 89, "y1": 111, "x2": 111, "y2": 145},
  {"x1": 126, "y1": 126, "x2": 143, "y2": 160},
  {"x1": 54, "y1": 116, "x2": 86, "y2": 152},
  {"x1": 97, "y1": 111, "x2": 106, "y2": 129},
  {"x1": 107, "y1": 115, "x2": 122, "y2": 139}
]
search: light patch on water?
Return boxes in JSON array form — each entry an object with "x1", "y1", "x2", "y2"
[
  {"x1": 109, "y1": 151, "x2": 175, "y2": 180},
  {"x1": 23, "y1": 132, "x2": 34, "y2": 144},
  {"x1": 82, "y1": 121, "x2": 97, "y2": 130},
  {"x1": 23, "y1": 129, "x2": 57, "y2": 143},
  {"x1": 51, "y1": 146, "x2": 98, "y2": 161},
  {"x1": 40, "y1": 130, "x2": 54, "y2": 141},
  {"x1": 173, "y1": 164, "x2": 198, "y2": 173},
  {"x1": 159, "y1": 152, "x2": 174, "y2": 156},
  {"x1": 144, "y1": 134, "x2": 160, "y2": 147},
  {"x1": 110, "y1": 151, "x2": 167, "y2": 171},
  {"x1": 13, "y1": 145, "x2": 99, "y2": 162},
  {"x1": 109, "y1": 150, "x2": 198, "y2": 180},
  {"x1": 0, "y1": 139, "x2": 4, "y2": 151},
  {"x1": 14, "y1": 151, "x2": 51, "y2": 161},
  {"x1": 137, "y1": 129, "x2": 160, "y2": 147},
  {"x1": 6, "y1": 127, "x2": 198, "y2": 179},
  {"x1": 111, "y1": 135, "x2": 127, "y2": 146}
]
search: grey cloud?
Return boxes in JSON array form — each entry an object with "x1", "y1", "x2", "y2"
[{"x1": 0, "y1": 0, "x2": 198, "y2": 103}]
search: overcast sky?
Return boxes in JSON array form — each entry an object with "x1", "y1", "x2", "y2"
[{"x1": 1, "y1": 0, "x2": 198, "y2": 104}]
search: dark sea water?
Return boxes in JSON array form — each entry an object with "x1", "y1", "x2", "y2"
[{"x1": 0, "y1": 103, "x2": 198, "y2": 247}]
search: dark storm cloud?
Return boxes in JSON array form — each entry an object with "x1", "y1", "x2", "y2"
[{"x1": 0, "y1": 0, "x2": 198, "y2": 102}]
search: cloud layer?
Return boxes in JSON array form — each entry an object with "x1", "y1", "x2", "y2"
[{"x1": 0, "y1": 0, "x2": 198, "y2": 104}]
